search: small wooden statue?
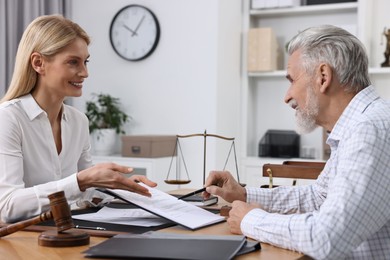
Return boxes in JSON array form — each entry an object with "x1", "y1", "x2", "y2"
[{"x1": 381, "y1": 27, "x2": 390, "y2": 67}]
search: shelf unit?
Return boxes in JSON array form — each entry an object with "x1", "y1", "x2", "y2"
[{"x1": 240, "y1": 0, "x2": 390, "y2": 187}]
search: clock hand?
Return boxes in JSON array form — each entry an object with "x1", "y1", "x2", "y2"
[
  {"x1": 122, "y1": 24, "x2": 138, "y2": 36},
  {"x1": 132, "y1": 15, "x2": 146, "y2": 36}
]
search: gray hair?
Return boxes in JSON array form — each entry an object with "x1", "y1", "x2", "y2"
[{"x1": 288, "y1": 25, "x2": 371, "y2": 93}]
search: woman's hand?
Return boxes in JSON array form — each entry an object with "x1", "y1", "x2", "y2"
[
  {"x1": 204, "y1": 171, "x2": 246, "y2": 203},
  {"x1": 77, "y1": 163, "x2": 157, "y2": 197}
]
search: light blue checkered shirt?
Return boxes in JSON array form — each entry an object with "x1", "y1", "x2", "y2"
[{"x1": 242, "y1": 86, "x2": 390, "y2": 259}]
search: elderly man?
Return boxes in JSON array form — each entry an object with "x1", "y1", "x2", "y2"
[{"x1": 205, "y1": 25, "x2": 390, "y2": 259}]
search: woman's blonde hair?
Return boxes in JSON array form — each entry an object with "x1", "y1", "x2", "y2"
[{"x1": 1, "y1": 15, "x2": 90, "y2": 103}]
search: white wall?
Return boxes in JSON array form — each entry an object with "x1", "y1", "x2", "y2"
[{"x1": 70, "y1": 0, "x2": 242, "y2": 188}]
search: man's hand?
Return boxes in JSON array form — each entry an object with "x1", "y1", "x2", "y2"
[
  {"x1": 227, "y1": 201, "x2": 258, "y2": 234},
  {"x1": 204, "y1": 171, "x2": 246, "y2": 203}
]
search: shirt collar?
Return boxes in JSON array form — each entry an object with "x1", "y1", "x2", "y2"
[
  {"x1": 20, "y1": 94, "x2": 67, "y2": 121},
  {"x1": 327, "y1": 85, "x2": 379, "y2": 144}
]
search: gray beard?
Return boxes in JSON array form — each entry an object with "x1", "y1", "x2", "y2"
[
  {"x1": 294, "y1": 87, "x2": 319, "y2": 134},
  {"x1": 295, "y1": 110, "x2": 318, "y2": 134}
]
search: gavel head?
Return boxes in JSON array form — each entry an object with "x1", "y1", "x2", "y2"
[{"x1": 48, "y1": 191, "x2": 74, "y2": 232}]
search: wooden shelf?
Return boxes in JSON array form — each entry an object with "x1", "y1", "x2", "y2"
[
  {"x1": 368, "y1": 67, "x2": 390, "y2": 74},
  {"x1": 250, "y1": 2, "x2": 358, "y2": 17},
  {"x1": 248, "y1": 70, "x2": 286, "y2": 78},
  {"x1": 248, "y1": 67, "x2": 390, "y2": 78}
]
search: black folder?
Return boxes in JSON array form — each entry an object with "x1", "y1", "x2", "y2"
[
  {"x1": 84, "y1": 232, "x2": 260, "y2": 260},
  {"x1": 37, "y1": 202, "x2": 175, "y2": 235}
]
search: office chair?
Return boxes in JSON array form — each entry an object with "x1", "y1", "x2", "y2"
[
  {"x1": 220, "y1": 161, "x2": 326, "y2": 216},
  {"x1": 262, "y1": 161, "x2": 325, "y2": 188}
]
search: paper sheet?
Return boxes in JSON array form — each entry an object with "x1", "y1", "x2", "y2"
[
  {"x1": 73, "y1": 207, "x2": 171, "y2": 227},
  {"x1": 102, "y1": 184, "x2": 225, "y2": 230}
]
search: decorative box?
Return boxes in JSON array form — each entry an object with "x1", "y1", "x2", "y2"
[
  {"x1": 247, "y1": 27, "x2": 278, "y2": 72},
  {"x1": 121, "y1": 135, "x2": 177, "y2": 158}
]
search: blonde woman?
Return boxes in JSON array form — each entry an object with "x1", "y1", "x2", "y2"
[{"x1": 0, "y1": 15, "x2": 156, "y2": 223}]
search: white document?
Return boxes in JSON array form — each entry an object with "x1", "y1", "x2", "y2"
[
  {"x1": 98, "y1": 184, "x2": 225, "y2": 230},
  {"x1": 73, "y1": 207, "x2": 171, "y2": 227}
]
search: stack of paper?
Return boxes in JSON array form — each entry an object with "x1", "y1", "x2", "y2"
[
  {"x1": 97, "y1": 184, "x2": 225, "y2": 230},
  {"x1": 73, "y1": 207, "x2": 171, "y2": 227}
]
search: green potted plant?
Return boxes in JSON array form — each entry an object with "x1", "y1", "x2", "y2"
[{"x1": 85, "y1": 93, "x2": 130, "y2": 155}]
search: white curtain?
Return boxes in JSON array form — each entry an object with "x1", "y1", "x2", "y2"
[{"x1": 0, "y1": 0, "x2": 70, "y2": 97}]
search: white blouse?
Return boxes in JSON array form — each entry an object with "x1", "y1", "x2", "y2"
[{"x1": 0, "y1": 94, "x2": 94, "y2": 222}]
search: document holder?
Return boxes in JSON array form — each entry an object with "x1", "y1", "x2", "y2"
[{"x1": 84, "y1": 232, "x2": 260, "y2": 259}]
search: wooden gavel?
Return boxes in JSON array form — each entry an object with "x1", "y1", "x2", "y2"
[{"x1": 0, "y1": 191, "x2": 73, "y2": 237}]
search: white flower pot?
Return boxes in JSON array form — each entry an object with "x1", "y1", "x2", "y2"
[{"x1": 91, "y1": 128, "x2": 117, "y2": 155}]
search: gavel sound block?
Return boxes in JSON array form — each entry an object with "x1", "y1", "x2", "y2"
[
  {"x1": 220, "y1": 205, "x2": 232, "y2": 217},
  {"x1": 0, "y1": 191, "x2": 90, "y2": 247}
]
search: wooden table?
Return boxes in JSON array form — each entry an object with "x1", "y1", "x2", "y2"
[
  {"x1": 0, "y1": 189, "x2": 305, "y2": 259},
  {"x1": 0, "y1": 222, "x2": 303, "y2": 260}
]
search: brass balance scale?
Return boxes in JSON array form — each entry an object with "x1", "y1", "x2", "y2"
[{"x1": 165, "y1": 130, "x2": 245, "y2": 186}]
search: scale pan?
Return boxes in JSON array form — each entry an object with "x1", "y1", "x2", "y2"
[{"x1": 164, "y1": 180, "x2": 191, "y2": 185}]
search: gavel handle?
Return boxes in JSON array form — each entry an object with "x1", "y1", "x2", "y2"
[{"x1": 0, "y1": 211, "x2": 53, "y2": 237}]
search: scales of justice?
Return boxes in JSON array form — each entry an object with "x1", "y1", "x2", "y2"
[{"x1": 164, "y1": 130, "x2": 245, "y2": 187}]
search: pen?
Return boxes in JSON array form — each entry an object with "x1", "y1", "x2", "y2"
[
  {"x1": 75, "y1": 225, "x2": 106, "y2": 231},
  {"x1": 177, "y1": 187, "x2": 207, "y2": 200}
]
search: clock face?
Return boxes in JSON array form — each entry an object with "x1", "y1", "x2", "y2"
[{"x1": 109, "y1": 5, "x2": 160, "y2": 61}]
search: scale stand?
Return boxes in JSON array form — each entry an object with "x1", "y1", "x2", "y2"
[{"x1": 165, "y1": 130, "x2": 244, "y2": 186}]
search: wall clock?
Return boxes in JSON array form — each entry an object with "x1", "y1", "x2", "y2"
[{"x1": 109, "y1": 5, "x2": 160, "y2": 61}]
